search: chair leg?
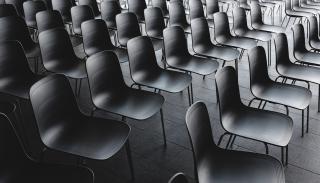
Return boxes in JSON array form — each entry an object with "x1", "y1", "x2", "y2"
[
  {"x1": 77, "y1": 78, "x2": 82, "y2": 96},
  {"x1": 225, "y1": 134, "x2": 233, "y2": 149},
  {"x1": 125, "y1": 140, "x2": 135, "y2": 180},
  {"x1": 229, "y1": 135, "x2": 237, "y2": 149},
  {"x1": 301, "y1": 109, "x2": 304, "y2": 137},
  {"x1": 160, "y1": 108, "x2": 167, "y2": 146},
  {"x1": 187, "y1": 86, "x2": 192, "y2": 106},
  {"x1": 217, "y1": 132, "x2": 229, "y2": 146},
  {"x1": 264, "y1": 143, "x2": 269, "y2": 154},
  {"x1": 190, "y1": 82, "x2": 194, "y2": 104},
  {"x1": 318, "y1": 84, "x2": 320, "y2": 112},
  {"x1": 307, "y1": 106, "x2": 309, "y2": 133},
  {"x1": 281, "y1": 146, "x2": 285, "y2": 165},
  {"x1": 286, "y1": 145, "x2": 289, "y2": 165}
]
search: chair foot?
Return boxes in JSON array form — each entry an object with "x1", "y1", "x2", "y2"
[{"x1": 125, "y1": 141, "x2": 135, "y2": 180}]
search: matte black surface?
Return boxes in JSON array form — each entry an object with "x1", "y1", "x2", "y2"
[
  {"x1": 23, "y1": 0, "x2": 47, "y2": 29},
  {"x1": 101, "y1": 0, "x2": 121, "y2": 30},
  {"x1": 168, "y1": 173, "x2": 189, "y2": 183},
  {"x1": 128, "y1": 0, "x2": 146, "y2": 22},
  {"x1": 5, "y1": 0, "x2": 24, "y2": 17},
  {"x1": 205, "y1": 0, "x2": 219, "y2": 19},
  {"x1": 307, "y1": 16, "x2": 320, "y2": 51},
  {"x1": 152, "y1": 0, "x2": 169, "y2": 18},
  {"x1": 169, "y1": 1, "x2": 190, "y2": 33},
  {"x1": 51, "y1": 0, "x2": 73, "y2": 23},
  {"x1": 79, "y1": 0, "x2": 101, "y2": 17},
  {"x1": 116, "y1": 12, "x2": 141, "y2": 47},
  {"x1": 71, "y1": 5, "x2": 94, "y2": 35},
  {"x1": 36, "y1": 10, "x2": 65, "y2": 33},
  {"x1": 0, "y1": 4, "x2": 18, "y2": 18},
  {"x1": 144, "y1": 7, "x2": 165, "y2": 51}
]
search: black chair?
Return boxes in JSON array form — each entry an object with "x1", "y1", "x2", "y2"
[
  {"x1": 248, "y1": 46, "x2": 311, "y2": 137},
  {"x1": 38, "y1": 28, "x2": 86, "y2": 95},
  {"x1": 250, "y1": 2, "x2": 285, "y2": 33},
  {"x1": 307, "y1": 16, "x2": 320, "y2": 51},
  {"x1": 144, "y1": 7, "x2": 165, "y2": 51},
  {"x1": 23, "y1": 0, "x2": 47, "y2": 30},
  {"x1": 81, "y1": 19, "x2": 128, "y2": 62},
  {"x1": 0, "y1": 4, "x2": 18, "y2": 18},
  {"x1": 282, "y1": 0, "x2": 314, "y2": 28},
  {"x1": 275, "y1": 33, "x2": 320, "y2": 113},
  {"x1": 52, "y1": 0, "x2": 73, "y2": 30},
  {"x1": 79, "y1": 0, "x2": 101, "y2": 18},
  {"x1": 205, "y1": 0, "x2": 219, "y2": 19},
  {"x1": 0, "y1": 16, "x2": 42, "y2": 73},
  {"x1": 71, "y1": 5, "x2": 94, "y2": 36},
  {"x1": 213, "y1": 12, "x2": 257, "y2": 59},
  {"x1": 291, "y1": 0, "x2": 319, "y2": 16},
  {"x1": 127, "y1": 36, "x2": 192, "y2": 104},
  {"x1": 5, "y1": 0, "x2": 24, "y2": 17},
  {"x1": 101, "y1": 0, "x2": 121, "y2": 30},
  {"x1": 36, "y1": 10, "x2": 65, "y2": 33},
  {"x1": 189, "y1": 0, "x2": 213, "y2": 27},
  {"x1": 152, "y1": 0, "x2": 169, "y2": 19},
  {"x1": 128, "y1": 0, "x2": 146, "y2": 22},
  {"x1": 86, "y1": 51, "x2": 167, "y2": 144},
  {"x1": 36, "y1": 0, "x2": 53, "y2": 9},
  {"x1": 186, "y1": 101, "x2": 286, "y2": 182},
  {"x1": 0, "y1": 109, "x2": 95, "y2": 183},
  {"x1": 29, "y1": 74, "x2": 134, "y2": 179},
  {"x1": 216, "y1": 66, "x2": 293, "y2": 164},
  {"x1": 169, "y1": 1, "x2": 191, "y2": 34},
  {"x1": 116, "y1": 12, "x2": 141, "y2": 47},
  {"x1": 163, "y1": 26, "x2": 219, "y2": 80},
  {"x1": 191, "y1": 17, "x2": 240, "y2": 71},
  {"x1": 168, "y1": 173, "x2": 188, "y2": 183}
]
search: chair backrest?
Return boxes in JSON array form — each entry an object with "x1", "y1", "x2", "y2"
[
  {"x1": 168, "y1": 173, "x2": 189, "y2": 183},
  {"x1": 163, "y1": 26, "x2": 189, "y2": 59},
  {"x1": 128, "y1": 0, "x2": 146, "y2": 20},
  {"x1": 291, "y1": 0, "x2": 299, "y2": 8},
  {"x1": 308, "y1": 16, "x2": 319, "y2": 42},
  {"x1": 23, "y1": 0, "x2": 47, "y2": 28},
  {"x1": 215, "y1": 66, "x2": 242, "y2": 117},
  {"x1": 127, "y1": 36, "x2": 161, "y2": 78},
  {"x1": 206, "y1": 0, "x2": 219, "y2": 18},
  {"x1": 0, "y1": 16, "x2": 36, "y2": 51},
  {"x1": 213, "y1": 12, "x2": 231, "y2": 40},
  {"x1": 189, "y1": 0, "x2": 205, "y2": 20},
  {"x1": 35, "y1": 0, "x2": 53, "y2": 10},
  {"x1": 38, "y1": 28, "x2": 78, "y2": 69},
  {"x1": 152, "y1": 0, "x2": 168, "y2": 15},
  {"x1": 248, "y1": 46, "x2": 270, "y2": 87},
  {"x1": 0, "y1": 41, "x2": 36, "y2": 86},
  {"x1": 191, "y1": 17, "x2": 212, "y2": 49},
  {"x1": 169, "y1": 1, "x2": 188, "y2": 27},
  {"x1": 71, "y1": 5, "x2": 94, "y2": 35},
  {"x1": 233, "y1": 7, "x2": 249, "y2": 32},
  {"x1": 274, "y1": 33, "x2": 292, "y2": 68},
  {"x1": 116, "y1": 12, "x2": 141, "y2": 47},
  {"x1": 285, "y1": 0, "x2": 292, "y2": 11},
  {"x1": 250, "y1": 2, "x2": 263, "y2": 25},
  {"x1": 0, "y1": 4, "x2": 18, "y2": 18},
  {"x1": 5, "y1": 0, "x2": 24, "y2": 17},
  {"x1": 144, "y1": 7, "x2": 165, "y2": 38},
  {"x1": 79, "y1": 0, "x2": 100, "y2": 16},
  {"x1": 52, "y1": 0, "x2": 73, "y2": 22},
  {"x1": 291, "y1": 23, "x2": 307, "y2": 52},
  {"x1": 186, "y1": 101, "x2": 218, "y2": 170},
  {"x1": 81, "y1": 19, "x2": 114, "y2": 56},
  {"x1": 86, "y1": 51, "x2": 127, "y2": 104},
  {"x1": 36, "y1": 10, "x2": 65, "y2": 33},
  {"x1": 101, "y1": 0, "x2": 121, "y2": 29},
  {"x1": 29, "y1": 74, "x2": 81, "y2": 148}
]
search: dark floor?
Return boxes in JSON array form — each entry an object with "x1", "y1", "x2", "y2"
[{"x1": 17, "y1": 11, "x2": 320, "y2": 183}]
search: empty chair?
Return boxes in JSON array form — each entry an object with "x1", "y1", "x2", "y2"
[
  {"x1": 127, "y1": 36, "x2": 192, "y2": 104},
  {"x1": 36, "y1": 0, "x2": 53, "y2": 9},
  {"x1": 189, "y1": 0, "x2": 213, "y2": 27},
  {"x1": 86, "y1": 51, "x2": 167, "y2": 144},
  {"x1": 71, "y1": 5, "x2": 94, "y2": 36},
  {"x1": 300, "y1": 0, "x2": 320, "y2": 10},
  {"x1": 0, "y1": 4, "x2": 18, "y2": 18},
  {"x1": 168, "y1": 173, "x2": 188, "y2": 183},
  {"x1": 81, "y1": 19, "x2": 128, "y2": 62},
  {"x1": 23, "y1": 0, "x2": 47, "y2": 29},
  {"x1": 116, "y1": 12, "x2": 141, "y2": 47},
  {"x1": 0, "y1": 112, "x2": 95, "y2": 183},
  {"x1": 186, "y1": 101, "x2": 286, "y2": 183},
  {"x1": 144, "y1": 7, "x2": 165, "y2": 51},
  {"x1": 206, "y1": 0, "x2": 219, "y2": 19},
  {"x1": 191, "y1": 18, "x2": 240, "y2": 70},
  {"x1": 152, "y1": 0, "x2": 169, "y2": 18},
  {"x1": 36, "y1": 10, "x2": 65, "y2": 33},
  {"x1": 169, "y1": 1, "x2": 191, "y2": 34},
  {"x1": 0, "y1": 16, "x2": 41, "y2": 72},
  {"x1": 248, "y1": 46, "x2": 311, "y2": 137},
  {"x1": 213, "y1": 12, "x2": 257, "y2": 57},
  {"x1": 52, "y1": 0, "x2": 73, "y2": 23},
  {"x1": 101, "y1": 0, "x2": 121, "y2": 30},
  {"x1": 163, "y1": 26, "x2": 219, "y2": 78},
  {"x1": 275, "y1": 33, "x2": 320, "y2": 113},
  {"x1": 79, "y1": 0, "x2": 101, "y2": 18},
  {"x1": 5, "y1": 0, "x2": 24, "y2": 17},
  {"x1": 128, "y1": 0, "x2": 146, "y2": 22},
  {"x1": 282, "y1": 0, "x2": 314, "y2": 28},
  {"x1": 307, "y1": 16, "x2": 320, "y2": 51},
  {"x1": 292, "y1": 0, "x2": 320, "y2": 15},
  {"x1": 250, "y1": 3, "x2": 285, "y2": 33},
  {"x1": 29, "y1": 74, "x2": 134, "y2": 178}
]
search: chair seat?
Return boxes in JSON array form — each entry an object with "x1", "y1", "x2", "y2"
[
  {"x1": 43, "y1": 116, "x2": 130, "y2": 160},
  {"x1": 5, "y1": 163, "x2": 93, "y2": 183},
  {"x1": 278, "y1": 63, "x2": 320, "y2": 84},
  {"x1": 297, "y1": 51, "x2": 320, "y2": 65},
  {"x1": 111, "y1": 46, "x2": 129, "y2": 63},
  {"x1": 44, "y1": 59, "x2": 87, "y2": 79},
  {"x1": 222, "y1": 106, "x2": 293, "y2": 146},
  {"x1": 199, "y1": 148, "x2": 285, "y2": 183},
  {"x1": 151, "y1": 37, "x2": 163, "y2": 51},
  {"x1": 166, "y1": 55, "x2": 219, "y2": 75},
  {"x1": 216, "y1": 37, "x2": 257, "y2": 50},
  {"x1": 25, "y1": 44, "x2": 41, "y2": 58},
  {"x1": 252, "y1": 82, "x2": 312, "y2": 110},
  {"x1": 132, "y1": 70, "x2": 192, "y2": 93},
  {"x1": 309, "y1": 39, "x2": 320, "y2": 50},
  {"x1": 172, "y1": 23, "x2": 191, "y2": 33},
  {"x1": 286, "y1": 10, "x2": 313, "y2": 17},
  {"x1": 194, "y1": 44, "x2": 240, "y2": 61},
  {"x1": 105, "y1": 20, "x2": 117, "y2": 30},
  {"x1": 235, "y1": 29, "x2": 272, "y2": 42},
  {"x1": 94, "y1": 88, "x2": 164, "y2": 120},
  {"x1": 252, "y1": 23, "x2": 285, "y2": 33}
]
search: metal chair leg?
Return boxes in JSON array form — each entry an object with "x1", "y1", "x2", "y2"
[
  {"x1": 160, "y1": 108, "x2": 167, "y2": 146},
  {"x1": 225, "y1": 134, "x2": 233, "y2": 149},
  {"x1": 301, "y1": 109, "x2": 304, "y2": 137},
  {"x1": 307, "y1": 106, "x2": 309, "y2": 133},
  {"x1": 264, "y1": 143, "x2": 269, "y2": 154},
  {"x1": 217, "y1": 132, "x2": 229, "y2": 146},
  {"x1": 125, "y1": 140, "x2": 135, "y2": 180}
]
